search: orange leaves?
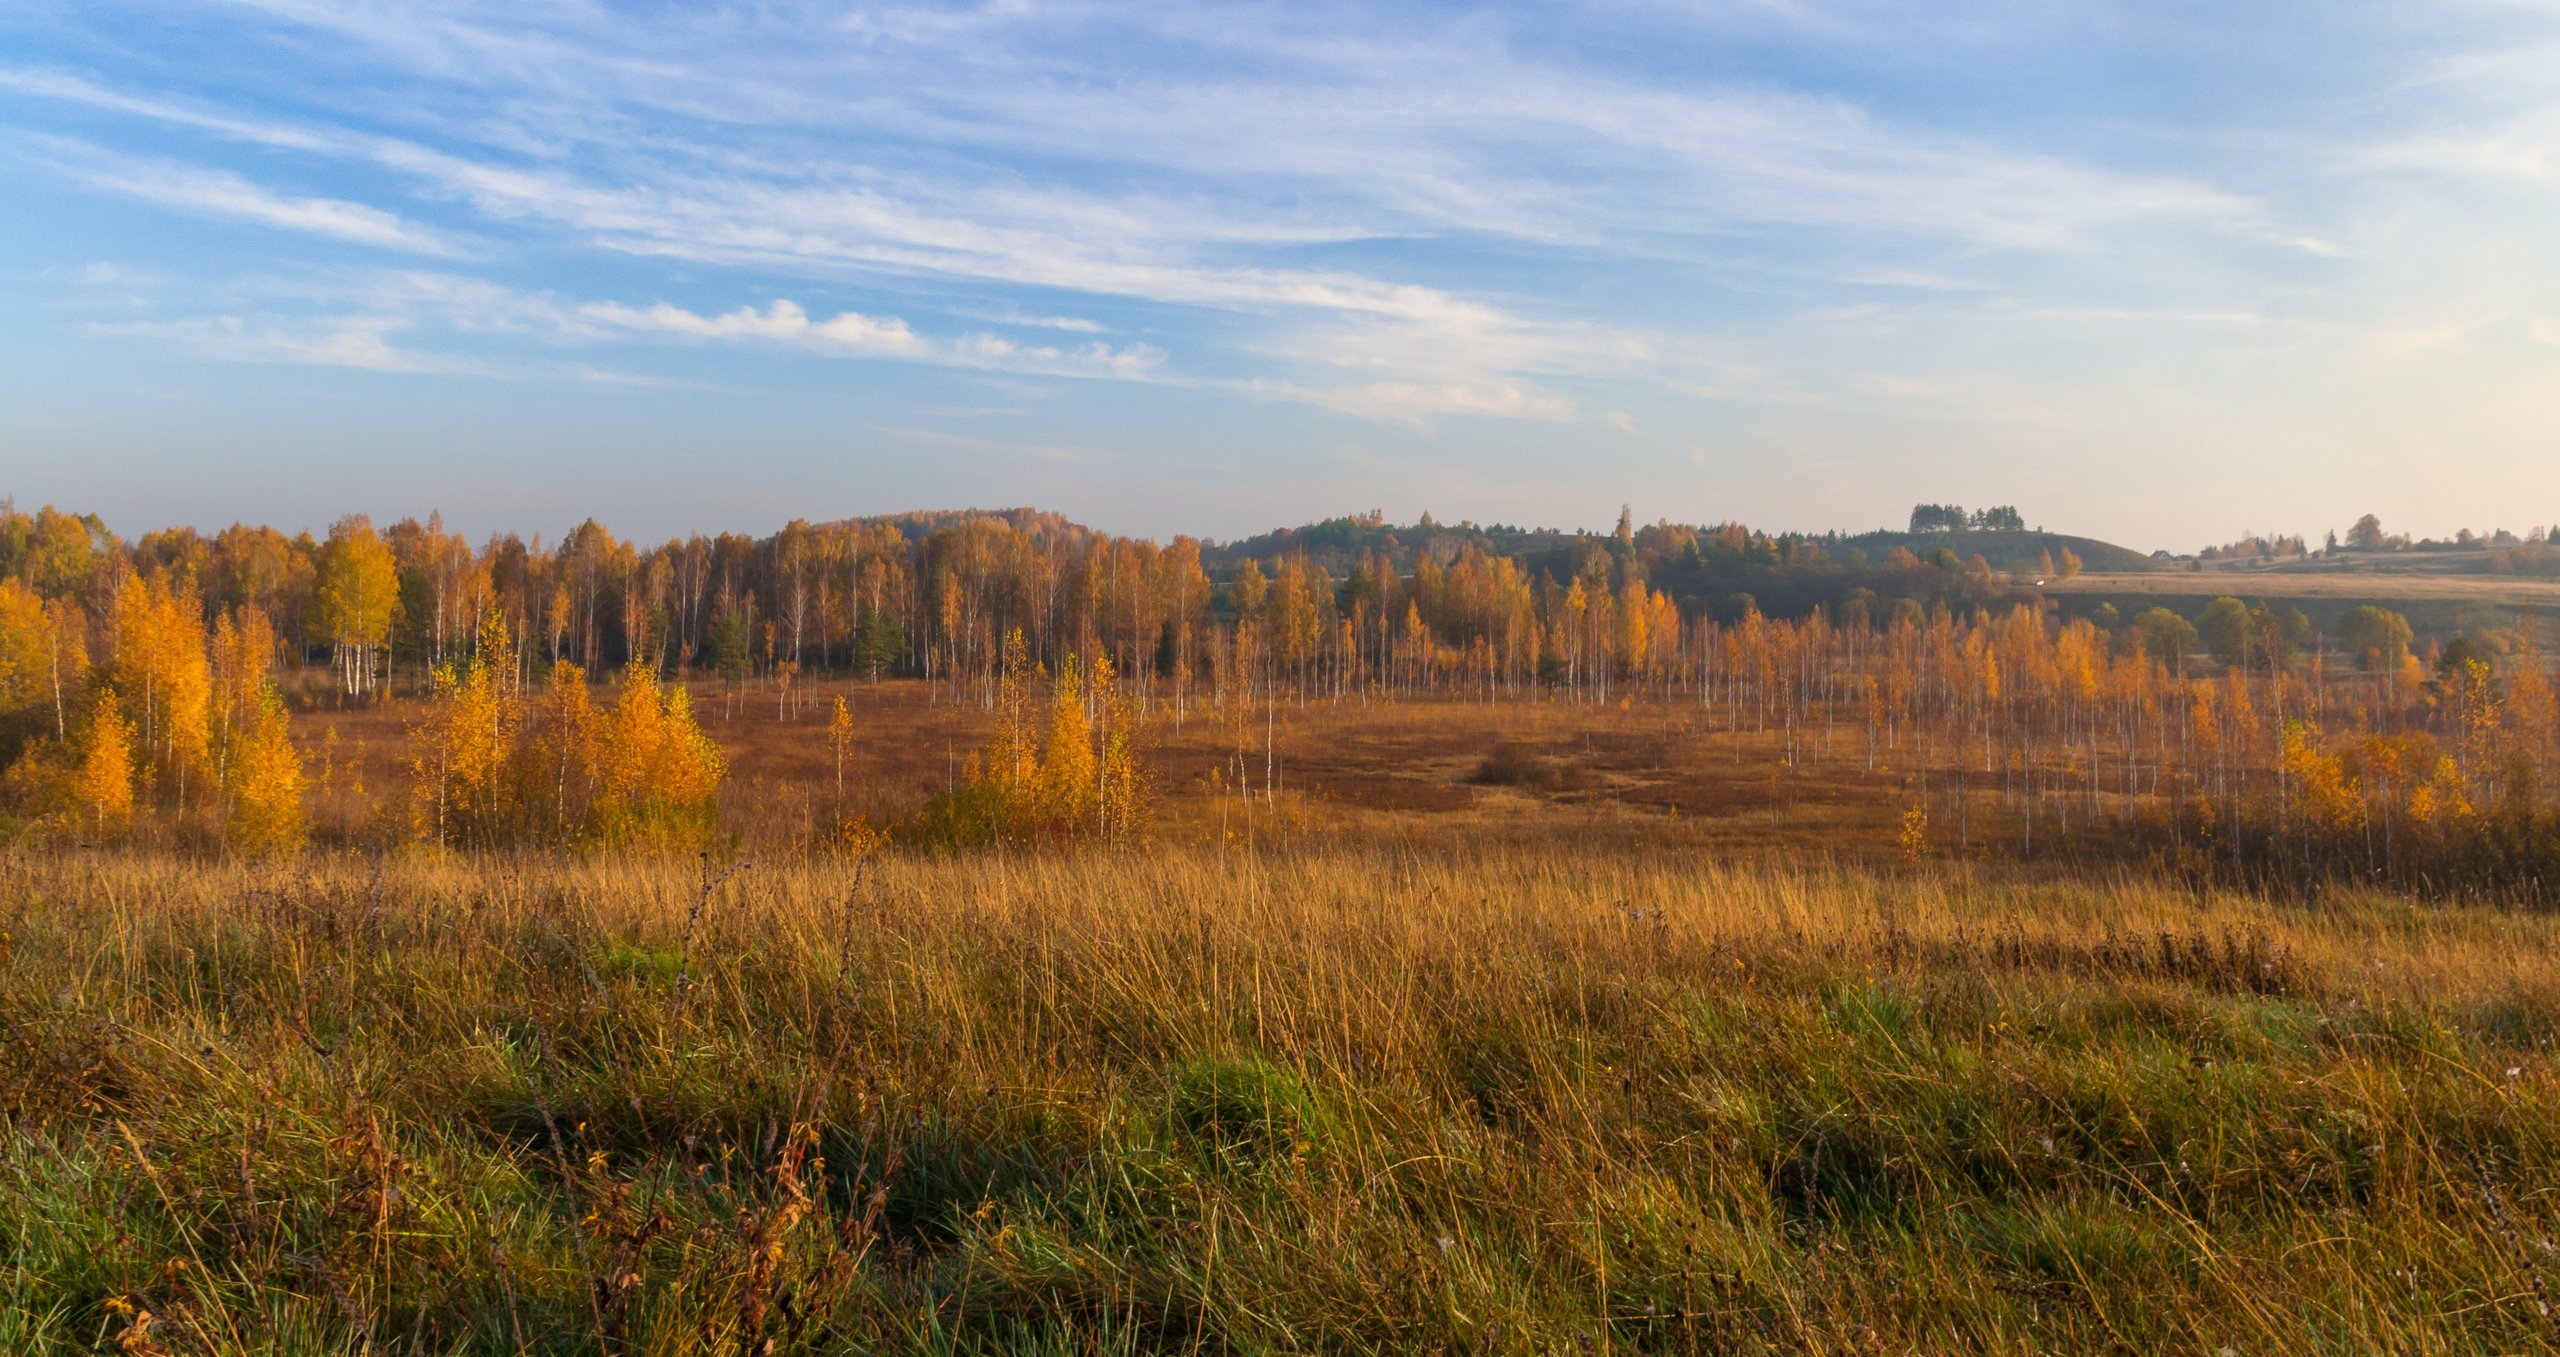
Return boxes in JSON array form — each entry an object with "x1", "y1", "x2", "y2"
[
  {"x1": 1897, "y1": 803, "x2": 1928, "y2": 861},
  {"x1": 406, "y1": 616, "x2": 727, "y2": 851},
  {"x1": 964, "y1": 636, "x2": 1150, "y2": 843},
  {"x1": 1036, "y1": 654, "x2": 1098, "y2": 824},
  {"x1": 226, "y1": 683, "x2": 305, "y2": 856},
  {"x1": 828, "y1": 694, "x2": 855, "y2": 802},
  {"x1": 412, "y1": 643, "x2": 515, "y2": 848},
  {"x1": 108, "y1": 572, "x2": 213, "y2": 808},
  {"x1": 2279, "y1": 721, "x2": 2362, "y2": 837},
  {"x1": 0, "y1": 577, "x2": 50, "y2": 719},
  {"x1": 77, "y1": 686, "x2": 135, "y2": 838}
]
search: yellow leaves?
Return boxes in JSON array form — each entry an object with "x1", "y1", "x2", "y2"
[
  {"x1": 407, "y1": 634, "x2": 727, "y2": 851},
  {"x1": 967, "y1": 645, "x2": 1149, "y2": 842},
  {"x1": 1230, "y1": 558, "x2": 1270, "y2": 623},
  {"x1": 829, "y1": 814, "x2": 888, "y2": 859},
  {"x1": 990, "y1": 629, "x2": 1039, "y2": 793},
  {"x1": 0, "y1": 577, "x2": 50, "y2": 717},
  {"x1": 209, "y1": 605, "x2": 276, "y2": 735},
  {"x1": 110, "y1": 573, "x2": 214, "y2": 804},
  {"x1": 310, "y1": 515, "x2": 399, "y2": 648},
  {"x1": 1094, "y1": 653, "x2": 1148, "y2": 840},
  {"x1": 2279, "y1": 721, "x2": 2361, "y2": 836},
  {"x1": 227, "y1": 684, "x2": 305, "y2": 857},
  {"x1": 2408, "y1": 756, "x2": 2474, "y2": 827},
  {"x1": 583, "y1": 663, "x2": 725, "y2": 849},
  {"x1": 78, "y1": 686, "x2": 135, "y2": 838},
  {"x1": 828, "y1": 694, "x2": 855, "y2": 801},
  {"x1": 1037, "y1": 653, "x2": 1097, "y2": 825},
  {"x1": 1897, "y1": 803, "x2": 1928, "y2": 862},
  {"x1": 1271, "y1": 552, "x2": 1328, "y2": 668},
  {"x1": 411, "y1": 647, "x2": 515, "y2": 848}
]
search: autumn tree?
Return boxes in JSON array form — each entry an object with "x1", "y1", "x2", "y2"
[
  {"x1": 828, "y1": 694, "x2": 855, "y2": 802},
  {"x1": 1093, "y1": 653, "x2": 1148, "y2": 838},
  {"x1": 584, "y1": 664, "x2": 726, "y2": 848},
  {"x1": 1035, "y1": 654, "x2": 1098, "y2": 827},
  {"x1": 109, "y1": 573, "x2": 214, "y2": 811},
  {"x1": 77, "y1": 687, "x2": 135, "y2": 838},
  {"x1": 0, "y1": 578, "x2": 73, "y2": 761},
  {"x1": 0, "y1": 503, "x2": 116, "y2": 596},
  {"x1": 226, "y1": 685, "x2": 306, "y2": 856},
  {"x1": 412, "y1": 617, "x2": 519, "y2": 849},
  {"x1": 312, "y1": 516, "x2": 401, "y2": 696}
]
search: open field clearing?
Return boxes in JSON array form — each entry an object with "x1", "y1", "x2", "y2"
[
  {"x1": 6, "y1": 848, "x2": 2560, "y2": 1353},
  {"x1": 2048, "y1": 572, "x2": 2560, "y2": 605},
  {"x1": 284, "y1": 681, "x2": 1913, "y2": 859}
]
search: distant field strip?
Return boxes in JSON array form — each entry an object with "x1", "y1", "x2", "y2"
[{"x1": 2047, "y1": 571, "x2": 2560, "y2": 602}]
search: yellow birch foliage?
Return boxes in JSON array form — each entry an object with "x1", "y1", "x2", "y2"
[
  {"x1": 542, "y1": 660, "x2": 595, "y2": 833},
  {"x1": 2280, "y1": 721, "x2": 2361, "y2": 836},
  {"x1": 0, "y1": 578, "x2": 49, "y2": 721},
  {"x1": 828, "y1": 695, "x2": 855, "y2": 801},
  {"x1": 78, "y1": 687, "x2": 135, "y2": 838},
  {"x1": 1037, "y1": 654, "x2": 1097, "y2": 827},
  {"x1": 413, "y1": 648, "x2": 514, "y2": 848},
  {"x1": 227, "y1": 684, "x2": 305, "y2": 856},
  {"x1": 991, "y1": 629, "x2": 1038, "y2": 793},
  {"x1": 1094, "y1": 653, "x2": 1148, "y2": 839},
  {"x1": 209, "y1": 606, "x2": 275, "y2": 730},
  {"x1": 109, "y1": 573, "x2": 213, "y2": 807},
  {"x1": 2409, "y1": 756, "x2": 2474, "y2": 827},
  {"x1": 586, "y1": 664, "x2": 724, "y2": 847}
]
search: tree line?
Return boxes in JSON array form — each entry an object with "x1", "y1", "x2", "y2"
[{"x1": 3, "y1": 498, "x2": 2553, "y2": 887}]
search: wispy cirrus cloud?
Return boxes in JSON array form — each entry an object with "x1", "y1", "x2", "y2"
[
  {"x1": 10, "y1": 0, "x2": 2560, "y2": 546},
  {"x1": 18, "y1": 134, "x2": 458, "y2": 254},
  {"x1": 92, "y1": 312, "x2": 479, "y2": 373},
  {"x1": 0, "y1": 0, "x2": 2278, "y2": 435},
  {"x1": 74, "y1": 269, "x2": 1170, "y2": 385}
]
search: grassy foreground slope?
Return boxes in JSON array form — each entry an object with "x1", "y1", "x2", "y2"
[{"x1": 5, "y1": 850, "x2": 2560, "y2": 1354}]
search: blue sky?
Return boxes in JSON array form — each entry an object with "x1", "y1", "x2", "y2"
[{"x1": 3, "y1": 1, "x2": 2557, "y2": 549}]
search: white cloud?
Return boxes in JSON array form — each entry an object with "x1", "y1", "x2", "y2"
[
  {"x1": 18, "y1": 0, "x2": 2560, "y2": 531},
  {"x1": 23, "y1": 137, "x2": 457, "y2": 254},
  {"x1": 92, "y1": 313, "x2": 476, "y2": 373},
  {"x1": 580, "y1": 298, "x2": 918, "y2": 353},
  {"x1": 0, "y1": 66, "x2": 329, "y2": 150},
  {"x1": 0, "y1": 5, "x2": 2280, "y2": 432},
  {"x1": 88, "y1": 274, "x2": 1172, "y2": 387},
  {"x1": 577, "y1": 297, "x2": 1162, "y2": 378},
  {"x1": 1282, "y1": 378, "x2": 1585, "y2": 426}
]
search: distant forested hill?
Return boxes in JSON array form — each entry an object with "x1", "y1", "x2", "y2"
[
  {"x1": 1200, "y1": 512, "x2": 2156, "y2": 621},
  {"x1": 1839, "y1": 529, "x2": 2156, "y2": 574}
]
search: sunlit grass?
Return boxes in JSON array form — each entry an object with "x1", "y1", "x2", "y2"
[{"x1": 5, "y1": 847, "x2": 2559, "y2": 1352}]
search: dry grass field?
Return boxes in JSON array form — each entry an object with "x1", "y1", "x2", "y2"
[
  {"x1": 13, "y1": 663, "x2": 2559, "y2": 1352},
  {"x1": 8, "y1": 848, "x2": 2560, "y2": 1353},
  {"x1": 283, "y1": 678, "x2": 1917, "y2": 860}
]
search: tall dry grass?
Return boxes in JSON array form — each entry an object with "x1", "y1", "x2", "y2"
[{"x1": 5, "y1": 846, "x2": 2560, "y2": 1352}]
